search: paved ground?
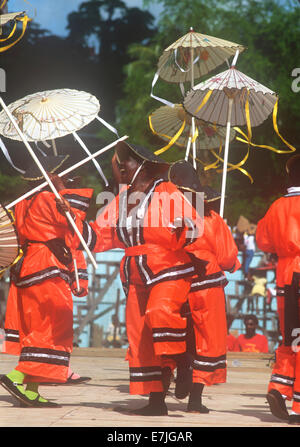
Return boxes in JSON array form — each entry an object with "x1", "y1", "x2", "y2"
[{"x1": 0, "y1": 348, "x2": 295, "y2": 430}]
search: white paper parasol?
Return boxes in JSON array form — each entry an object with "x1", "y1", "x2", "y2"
[
  {"x1": 0, "y1": 203, "x2": 20, "y2": 274},
  {"x1": 149, "y1": 103, "x2": 236, "y2": 163},
  {"x1": 0, "y1": 95, "x2": 98, "y2": 269},
  {"x1": 183, "y1": 65, "x2": 277, "y2": 127},
  {"x1": 152, "y1": 30, "x2": 244, "y2": 169},
  {"x1": 0, "y1": 11, "x2": 25, "y2": 26},
  {"x1": 0, "y1": 89, "x2": 116, "y2": 185},
  {"x1": 157, "y1": 28, "x2": 245, "y2": 84},
  {"x1": 183, "y1": 52, "x2": 280, "y2": 217}
]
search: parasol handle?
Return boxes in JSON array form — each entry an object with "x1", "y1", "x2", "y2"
[
  {"x1": 219, "y1": 97, "x2": 234, "y2": 218},
  {"x1": 0, "y1": 96, "x2": 98, "y2": 270},
  {"x1": 231, "y1": 50, "x2": 239, "y2": 67},
  {"x1": 7, "y1": 135, "x2": 129, "y2": 208},
  {"x1": 72, "y1": 131, "x2": 109, "y2": 186}
]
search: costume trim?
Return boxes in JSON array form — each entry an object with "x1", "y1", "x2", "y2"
[
  {"x1": 293, "y1": 391, "x2": 300, "y2": 403},
  {"x1": 152, "y1": 327, "x2": 187, "y2": 343},
  {"x1": 129, "y1": 366, "x2": 162, "y2": 383},
  {"x1": 191, "y1": 271, "x2": 228, "y2": 291},
  {"x1": 192, "y1": 354, "x2": 227, "y2": 372},
  {"x1": 62, "y1": 193, "x2": 91, "y2": 212},
  {"x1": 270, "y1": 373, "x2": 295, "y2": 387},
  {"x1": 4, "y1": 328, "x2": 19, "y2": 343},
  {"x1": 19, "y1": 346, "x2": 70, "y2": 366},
  {"x1": 136, "y1": 254, "x2": 194, "y2": 286},
  {"x1": 78, "y1": 220, "x2": 97, "y2": 251}
]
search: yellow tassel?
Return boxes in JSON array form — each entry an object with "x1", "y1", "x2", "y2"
[
  {"x1": 148, "y1": 114, "x2": 187, "y2": 155},
  {"x1": 0, "y1": 16, "x2": 30, "y2": 53}
]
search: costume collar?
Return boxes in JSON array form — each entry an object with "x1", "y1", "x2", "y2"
[{"x1": 285, "y1": 186, "x2": 300, "y2": 197}]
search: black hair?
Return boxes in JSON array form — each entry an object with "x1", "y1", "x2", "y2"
[{"x1": 244, "y1": 314, "x2": 258, "y2": 325}]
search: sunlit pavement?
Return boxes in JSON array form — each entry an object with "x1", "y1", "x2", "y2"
[{"x1": 0, "y1": 349, "x2": 293, "y2": 428}]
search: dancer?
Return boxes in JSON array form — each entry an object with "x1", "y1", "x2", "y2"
[
  {"x1": 61, "y1": 141, "x2": 207, "y2": 415},
  {"x1": 256, "y1": 154, "x2": 300, "y2": 425},
  {"x1": 0, "y1": 156, "x2": 93, "y2": 407},
  {"x1": 168, "y1": 160, "x2": 240, "y2": 413}
]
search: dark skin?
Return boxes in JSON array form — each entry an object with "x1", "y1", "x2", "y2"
[
  {"x1": 56, "y1": 152, "x2": 156, "y2": 215},
  {"x1": 244, "y1": 318, "x2": 257, "y2": 339},
  {"x1": 113, "y1": 151, "x2": 156, "y2": 214}
]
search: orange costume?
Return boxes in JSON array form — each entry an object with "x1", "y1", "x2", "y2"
[
  {"x1": 3, "y1": 187, "x2": 92, "y2": 383},
  {"x1": 256, "y1": 186, "x2": 300, "y2": 413},
  {"x1": 67, "y1": 178, "x2": 203, "y2": 395},
  {"x1": 187, "y1": 209, "x2": 240, "y2": 385}
]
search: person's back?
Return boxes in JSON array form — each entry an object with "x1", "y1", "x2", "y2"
[
  {"x1": 257, "y1": 194, "x2": 300, "y2": 286},
  {"x1": 256, "y1": 154, "x2": 300, "y2": 424}
]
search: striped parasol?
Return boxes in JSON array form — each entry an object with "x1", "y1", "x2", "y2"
[{"x1": 0, "y1": 203, "x2": 20, "y2": 275}]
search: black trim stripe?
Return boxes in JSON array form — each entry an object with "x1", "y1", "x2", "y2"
[
  {"x1": 136, "y1": 254, "x2": 195, "y2": 286},
  {"x1": 121, "y1": 256, "x2": 131, "y2": 297},
  {"x1": 191, "y1": 271, "x2": 228, "y2": 291},
  {"x1": 276, "y1": 286, "x2": 300, "y2": 296},
  {"x1": 129, "y1": 366, "x2": 162, "y2": 383},
  {"x1": 62, "y1": 193, "x2": 91, "y2": 212},
  {"x1": 270, "y1": 373, "x2": 295, "y2": 387},
  {"x1": 152, "y1": 327, "x2": 187, "y2": 343},
  {"x1": 192, "y1": 354, "x2": 227, "y2": 372},
  {"x1": 19, "y1": 347, "x2": 70, "y2": 366},
  {"x1": 78, "y1": 221, "x2": 97, "y2": 251},
  {"x1": 15, "y1": 266, "x2": 71, "y2": 288},
  {"x1": 71, "y1": 268, "x2": 88, "y2": 282},
  {"x1": 4, "y1": 329, "x2": 19, "y2": 343},
  {"x1": 293, "y1": 391, "x2": 300, "y2": 403}
]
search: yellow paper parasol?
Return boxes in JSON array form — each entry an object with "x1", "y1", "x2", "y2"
[
  {"x1": 149, "y1": 103, "x2": 236, "y2": 166},
  {"x1": 0, "y1": 9, "x2": 30, "y2": 53},
  {"x1": 151, "y1": 29, "x2": 245, "y2": 168}
]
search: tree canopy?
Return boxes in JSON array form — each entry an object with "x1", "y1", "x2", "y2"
[
  {"x1": 118, "y1": 0, "x2": 300, "y2": 223},
  {"x1": 0, "y1": 0, "x2": 299, "y2": 224}
]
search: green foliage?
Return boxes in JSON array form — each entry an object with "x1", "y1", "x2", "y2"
[
  {"x1": 1, "y1": 0, "x2": 299, "y2": 226},
  {"x1": 117, "y1": 0, "x2": 300, "y2": 223}
]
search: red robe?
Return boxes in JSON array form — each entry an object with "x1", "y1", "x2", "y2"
[
  {"x1": 186, "y1": 210, "x2": 240, "y2": 386},
  {"x1": 67, "y1": 178, "x2": 205, "y2": 394},
  {"x1": 3, "y1": 188, "x2": 92, "y2": 383},
  {"x1": 256, "y1": 186, "x2": 300, "y2": 412}
]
